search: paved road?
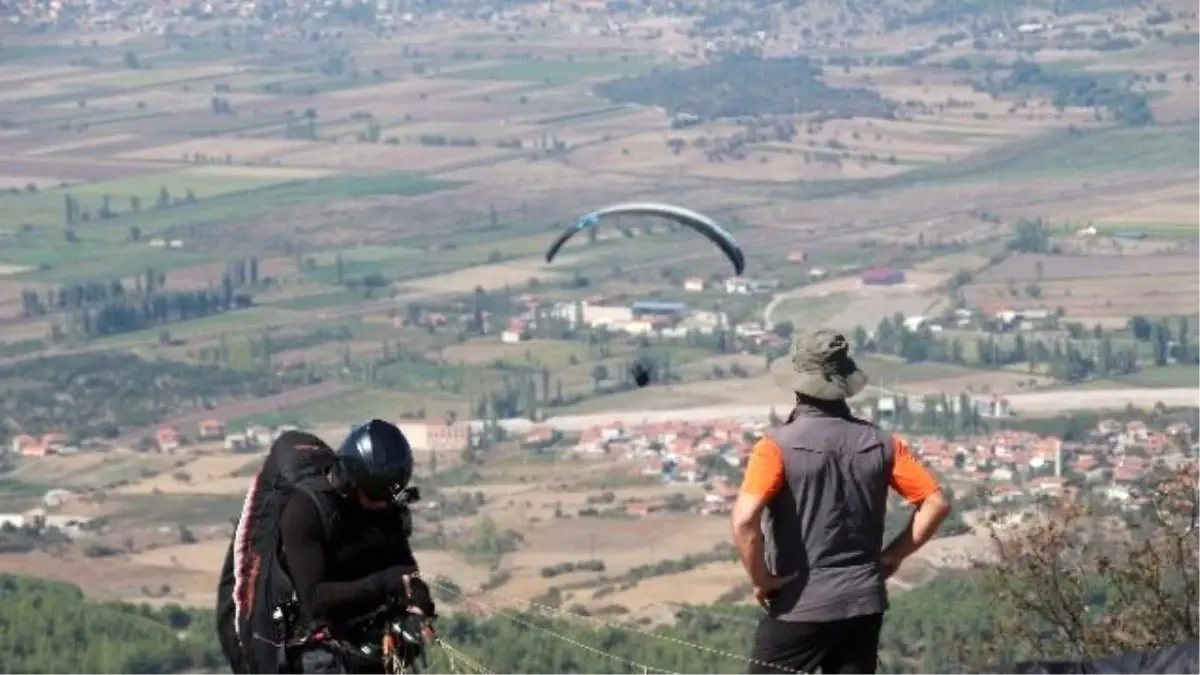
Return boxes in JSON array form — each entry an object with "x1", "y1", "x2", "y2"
[{"x1": 475, "y1": 387, "x2": 1199, "y2": 433}]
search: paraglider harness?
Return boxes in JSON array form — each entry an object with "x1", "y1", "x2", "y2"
[
  {"x1": 223, "y1": 430, "x2": 431, "y2": 674},
  {"x1": 270, "y1": 582, "x2": 437, "y2": 674}
]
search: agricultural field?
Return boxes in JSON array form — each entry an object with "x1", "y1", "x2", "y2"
[
  {"x1": 0, "y1": 0, "x2": 1195, "y2": 625},
  {"x1": 965, "y1": 253, "x2": 1200, "y2": 321}
]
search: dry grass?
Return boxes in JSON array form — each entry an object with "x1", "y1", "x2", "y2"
[
  {"x1": 113, "y1": 453, "x2": 262, "y2": 496},
  {"x1": 163, "y1": 256, "x2": 298, "y2": 291},
  {"x1": 400, "y1": 255, "x2": 568, "y2": 294},
  {"x1": 0, "y1": 551, "x2": 214, "y2": 604},
  {"x1": 965, "y1": 273, "x2": 1199, "y2": 321},
  {"x1": 21, "y1": 133, "x2": 138, "y2": 157},
  {"x1": 604, "y1": 561, "x2": 744, "y2": 608}
]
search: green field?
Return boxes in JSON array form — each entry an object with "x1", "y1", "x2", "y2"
[
  {"x1": 227, "y1": 387, "x2": 467, "y2": 429},
  {"x1": 85, "y1": 68, "x2": 225, "y2": 88},
  {"x1": 103, "y1": 493, "x2": 245, "y2": 526},
  {"x1": 965, "y1": 125, "x2": 1200, "y2": 180},
  {"x1": 448, "y1": 57, "x2": 669, "y2": 85},
  {"x1": 0, "y1": 477, "x2": 49, "y2": 498},
  {"x1": 856, "y1": 356, "x2": 984, "y2": 385},
  {"x1": 0, "y1": 172, "x2": 462, "y2": 281},
  {"x1": 302, "y1": 234, "x2": 550, "y2": 286},
  {"x1": 0, "y1": 171, "x2": 289, "y2": 231},
  {"x1": 1084, "y1": 221, "x2": 1199, "y2": 241},
  {"x1": 10, "y1": 244, "x2": 218, "y2": 283},
  {"x1": 97, "y1": 306, "x2": 298, "y2": 346},
  {"x1": 2, "y1": 171, "x2": 460, "y2": 238},
  {"x1": 269, "y1": 288, "x2": 375, "y2": 311},
  {"x1": 1116, "y1": 365, "x2": 1198, "y2": 387}
]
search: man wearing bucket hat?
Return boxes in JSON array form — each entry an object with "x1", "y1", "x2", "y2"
[{"x1": 731, "y1": 329, "x2": 952, "y2": 674}]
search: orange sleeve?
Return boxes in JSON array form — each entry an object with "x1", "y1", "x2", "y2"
[
  {"x1": 740, "y1": 436, "x2": 785, "y2": 500},
  {"x1": 890, "y1": 436, "x2": 941, "y2": 504}
]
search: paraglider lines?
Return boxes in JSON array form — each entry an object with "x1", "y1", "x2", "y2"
[
  {"x1": 429, "y1": 578, "x2": 805, "y2": 674},
  {"x1": 489, "y1": 604, "x2": 678, "y2": 675},
  {"x1": 435, "y1": 637, "x2": 494, "y2": 674}
]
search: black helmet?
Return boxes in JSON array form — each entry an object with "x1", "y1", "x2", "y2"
[{"x1": 336, "y1": 419, "x2": 414, "y2": 502}]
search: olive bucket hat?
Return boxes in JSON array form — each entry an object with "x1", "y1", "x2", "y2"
[{"x1": 774, "y1": 329, "x2": 869, "y2": 401}]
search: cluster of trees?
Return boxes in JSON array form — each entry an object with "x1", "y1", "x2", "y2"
[
  {"x1": 21, "y1": 263, "x2": 259, "y2": 339},
  {"x1": 0, "y1": 352, "x2": 286, "y2": 443},
  {"x1": 0, "y1": 575, "x2": 222, "y2": 673},
  {"x1": 972, "y1": 61, "x2": 1154, "y2": 126},
  {"x1": 595, "y1": 54, "x2": 897, "y2": 121},
  {"x1": 540, "y1": 559, "x2": 606, "y2": 578}
]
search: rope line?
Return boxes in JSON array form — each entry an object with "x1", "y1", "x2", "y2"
[
  {"x1": 431, "y1": 578, "x2": 803, "y2": 674},
  {"x1": 436, "y1": 637, "x2": 493, "y2": 674},
  {"x1": 487, "y1": 603, "x2": 678, "y2": 674}
]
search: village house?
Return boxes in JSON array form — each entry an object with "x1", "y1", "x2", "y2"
[
  {"x1": 501, "y1": 318, "x2": 529, "y2": 344},
  {"x1": 10, "y1": 434, "x2": 39, "y2": 456},
  {"x1": 41, "y1": 433, "x2": 68, "y2": 452},
  {"x1": 396, "y1": 419, "x2": 470, "y2": 453},
  {"x1": 989, "y1": 484, "x2": 1024, "y2": 504},
  {"x1": 683, "y1": 277, "x2": 706, "y2": 292},
  {"x1": 246, "y1": 425, "x2": 274, "y2": 448},
  {"x1": 198, "y1": 419, "x2": 226, "y2": 440},
  {"x1": 155, "y1": 427, "x2": 181, "y2": 453}
]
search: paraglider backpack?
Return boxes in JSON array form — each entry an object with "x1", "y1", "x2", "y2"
[{"x1": 219, "y1": 430, "x2": 343, "y2": 674}]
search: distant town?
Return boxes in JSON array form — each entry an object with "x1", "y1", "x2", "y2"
[{"x1": 7, "y1": 401, "x2": 1194, "y2": 537}]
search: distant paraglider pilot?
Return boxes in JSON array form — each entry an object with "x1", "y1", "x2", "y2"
[{"x1": 730, "y1": 330, "x2": 953, "y2": 674}]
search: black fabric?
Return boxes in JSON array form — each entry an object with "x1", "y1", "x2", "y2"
[
  {"x1": 217, "y1": 539, "x2": 248, "y2": 674},
  {"x1": 1007, "y1": 642, "x2": 1200, "y2": 675},
  {"x1": 279, "y1": 489, "x2": 420, "y2": 624},
  {"x1": 748, "y1": 613, "x2": 883, "y2": 674}
]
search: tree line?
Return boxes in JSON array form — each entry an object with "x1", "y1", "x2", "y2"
[
  {"x1": 971, "y1": 60, "x2": 1154, "y2": 126},
  {"x1": 849, "y1": 312, "x2": 1196, "y2": 383},
  {"x1": 0, "y1": 352, "x2": 291, "y2": 443},
  {"x1": 21, "y1": 261, "x2": 260, "y2": 340},
  {"x1": 595, "y1": 54, "x2": 897, "y2": 121},
  {"x1": 0, "y1": 574, "x2": 222, "y2": 673},
  {"x1": 61, "y1": 185, "x2": 197, "y2": 234}
]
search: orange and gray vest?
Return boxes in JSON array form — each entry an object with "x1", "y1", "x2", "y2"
[{"x1": 762, "y1": 404, "x2": 895, "y2": 622}]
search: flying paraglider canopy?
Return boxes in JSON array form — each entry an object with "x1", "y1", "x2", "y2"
[{"x1": 544, "y1": 202, "x2": 746, "y2": 276}]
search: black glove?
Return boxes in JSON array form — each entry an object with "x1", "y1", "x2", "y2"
[
  {"x1": 373, "y1": 564, "x2": 417, "y2": 595},
  {"x1": 404, "y1": 576, "x2": 436, "y2": 618},
  {"x1": 372, "y1": 567, "x2": 436, "y2": 617}
]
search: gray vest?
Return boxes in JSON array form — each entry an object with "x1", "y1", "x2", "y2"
[{"x1": 761, "y1": 405, "x2": 894, "y2": 622}]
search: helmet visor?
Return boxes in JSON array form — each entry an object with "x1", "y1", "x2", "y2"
[{"x1": 357, "y1": 475, "x2": 406, "y2": 503}]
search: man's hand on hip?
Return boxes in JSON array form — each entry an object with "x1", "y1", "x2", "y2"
[{"x1": 752, "y1": 573, "x2": 798, "y2": 609}]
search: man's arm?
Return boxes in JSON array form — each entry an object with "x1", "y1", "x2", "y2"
[
  {"x1": 731, "y1": 437, "x2": 785, "y2": 589},
  {"x1": 880, "y1": 437, "x2": 952, "y2": 572},
  {"x1": 281, "y1": 494, "x2": 411, "y2": 619}
]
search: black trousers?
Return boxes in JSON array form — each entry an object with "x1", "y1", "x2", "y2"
[{"x1": 748, "y1": 613, "x2": 884, "y2": 674}]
